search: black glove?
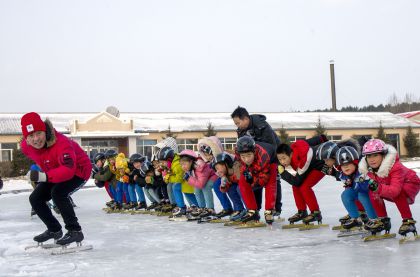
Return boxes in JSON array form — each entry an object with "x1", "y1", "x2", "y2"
[
  {"x1": 183, "y1": 171, "x2": 191, "y2": 181},
  {"x1": 368, "y1": 179, "x2": 379, "y2": 192},
  {"x1": 243, "y1": 170, "x2": 253, "y2": 184},
  {"x1": 29, "y1": 170, "x2": 47, "y2": 182},
  {"x1": 95, "y1": 180, "x2": 105, "y2": 188}
]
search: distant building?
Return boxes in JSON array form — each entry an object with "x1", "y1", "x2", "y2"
[{"x1": 1, "y1": 109, "x2": 419, "y2": 162}]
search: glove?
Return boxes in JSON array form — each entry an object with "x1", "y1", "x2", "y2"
[
  {"x1": 91, "y1": 165, "x2": 99, "y2": 176},
  {"x1": 145, "y1": 176, "x2": 154, "y2": 185},
  {"x1": 243, "y1": 170, "x2": 253, "y2": 184},
  {"x1": 122, "y1": 175, "x2": 129, "y2": 183},
  {"x1": 29, "y1": 170, "x2": 47, "y2": 182},
  {"x1": 343, "y1": 179, "x2": 352, "y2": 188},
  {"x1": 220, "y1": 177, "x2": 228, "y2": 193},
  {"x1": 368, "y1": 179, "x2": 379, "y2": 192},
  {"x1": 183, "y1": 171, "x2": 191, "y2": 181},
  {"x1": 277, "y1": 165, "x2": 285, "y2": 174},
  {"x1": 95, "y1": 180, "x2": 105, "y2": 188},
  {"x1": 321, "y1": 164, "x2": 332, "y2": 175},
  {"x1": 163, "y1": 174, "x2": 170, "y2": 184}
]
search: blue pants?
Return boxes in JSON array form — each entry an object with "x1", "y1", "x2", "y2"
[
  {"x1": 135, "y1": 184, "x2": 146, "y2": 203},
  {"x1": 172, "y1": 183, "x2": 198, "y2": 208},
  {"x1": 213, "y1": 178, "x2": 244, "y2": 211},
  {"x1": 194, "y1": 180, "x2": 215, "y2": 209},
  {"x1": 128, "y1": 184, "x2": 137, "y2": 202},
  {"x1": 145, "y1": 187, "x2": 160, "y2": 203},
  {"x1": 109, "y1": 185, "x2": 116, "y2": 200},
  {"x1": 128, "y1": 184, "x2": 146, "y2": 203},
  {"x1": 341, "y1": 188, "x2": 377, "y2": 219},
  {"x1": 122, "y1": 183, "x2": 131, "y2": 203},
  {"x1": 167, "y1": 183, "x2": 176, "y2": 204},
  {"x1": 116, "y1": 182, "x2": 124, "y2": 204}
]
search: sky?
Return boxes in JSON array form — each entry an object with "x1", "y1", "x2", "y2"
[{"x1": 0, "y1": 0, "x2": 419, "y2": 113}]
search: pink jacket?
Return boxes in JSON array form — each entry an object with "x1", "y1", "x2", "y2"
[
  {"x1": 187, "y1": 158, "x2": 217, "y2": 189},
  {"x1": 21, "y1": 119, "x2": 92, "y2": 183},
  {"x1": 359, "y1": 145, "x2": 420, "y2": 204}
]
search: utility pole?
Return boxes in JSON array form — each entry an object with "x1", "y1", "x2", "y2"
[{"x1": 329, "y1": 60, "x2": 337, "y2": 112}]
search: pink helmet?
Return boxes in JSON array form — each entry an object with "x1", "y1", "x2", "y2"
[
  {"x1": 179, "y1": 149, "x2": 198, "y2": 160},
  {"x1": 362, "y1": 139, "x2": 387, "y2": 155}
]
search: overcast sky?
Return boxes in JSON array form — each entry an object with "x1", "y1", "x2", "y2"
[{"x1": 1, "y1": 0, "x2": 419, "y2": 113}]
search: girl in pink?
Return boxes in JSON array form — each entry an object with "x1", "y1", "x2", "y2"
[{"x1": 359, "y1": 139, "x2": 420, "y2": 237}]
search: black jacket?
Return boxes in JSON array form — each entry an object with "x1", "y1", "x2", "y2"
[{"x1": 237, "y1": 114, "x2": 280, "y2": 148}]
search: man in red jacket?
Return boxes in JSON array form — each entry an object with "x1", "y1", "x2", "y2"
[{"x1": 21, "y1": 112, "x2": 92, "y2": 246}]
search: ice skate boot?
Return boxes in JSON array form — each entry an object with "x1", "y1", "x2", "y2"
[
  {"x1": 215, "y1": 209, "x2": 233, "y2": 218},
  {"x1": 363, "y1": 217, "x2": 396, "y2": 242},
  {"x1": 359, "y1": 211, "x2": 369, "y2": 224},
  {"x1": 147, "y1": 202, "x2": 159, "y2": 211},
  {"x1": 288, "y1": 210, "x2": 308, "y2": 224},
  {"x1": 56, "y1": 230, "x2": 84, "y2": 246},
  {"x1": 343, "y1": 217, "x2": 363, "y2": 230},
  {"x1": 199, "y1": 208, "x2": 215, "y2": 218},
  {"x1": 339, "y1": 214, "x2": 351, "y2": 224},
  {"x1": 399, "y1": 219, "x2": 419, "y2": 243},
  {"x1": 33, "y1": 229, "x2": 63, "y2": 243},
  {"x1": 170, "y1": 207, "x2": 187, "y2": 222},
  {"x1": 106, "y1": 200, "x2": 115, "y2": 207},
  {"x1": 264, "y1": 210, "x2": 275, "y2": 225},
  {"x1": 299, "y1": 211, "x2": 328, "y2": 230},
  {"x1": 235, "y1": 210, "x2": 266, "y2": 229}
]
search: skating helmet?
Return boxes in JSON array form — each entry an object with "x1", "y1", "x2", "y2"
[
  {"x1": 139, "y1": 160, "x2": 153, "y2": 177},
  {"x1": 179, "y1": 149, "x2": 198, "y2": 160},
  {"x1": 236, "y1": 136, "x2": 256, "y2": 153},
  {"x1": 93, "y1": 152, "x2": 106, "y2": 163},
  {"x1": 199, "y1": 144, "x2": 213, "y2": 155},
  {"x1": 362, "y1": 139, "x2": 387, "y2": 155},
  {"x1": 158, "y1": 147, "x2": 175, "y2": 161},
  {"x1": 130, "y1": 153, "x2": 145, "y2": 163},
  {"x1": 212, "y1": 152, "x2": 234, "y2": 169},
  {"x1": 335, "y1": 146, "x2": 359, "y2": 166},
  {"x1": 104, "y1": 149, "x2": 118, "y2": 159},
  {"x1": 315, "y1": 141, "x2": 339, "y2": 160}
]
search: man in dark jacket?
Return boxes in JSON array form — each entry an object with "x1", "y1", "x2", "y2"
[{"x1": 231, "y1": 106, "x2": 282, "y2": 215}]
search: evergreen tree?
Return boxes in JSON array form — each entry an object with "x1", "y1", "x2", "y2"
[
  {"x1": 403, "y1": 126, "x2": 420, "y2": 157},
  {"x1": 162, "y1": 125, "x2": 177, "y2": 139},
  {"x1": 11, "y1": 139, "x2": 32, "y2": 177},
  {"x1": 314, "y1": 117, "x2": 327, "y2": 136},
  {"x1": 278, "y1": 125, "x2": 291, "y2": 145},
  {"x1": 376, "y1": 121, "x2": 390, "y2": 143},
  {"x1": 203, "y1": 122, "x2": 217, "y2": 137}
]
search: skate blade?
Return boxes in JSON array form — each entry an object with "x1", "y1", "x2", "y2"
[
  {"x1": 130, "y1": 210, "x2": 149, "y2": 215},
  {"x1": 282, "y1": 223, "x2": 313, "y2": 229},
  {"x1": 157, "y1": 212, "x2": 172, "y2": 217},
  {"x1": 209, "y1": 219, "x2": 230, "y2": 223},
  {"x1": 299, "y1": 224, "x2": 329, "y2": 231},
  {"x1": 235, "y1": 222, "x2": 267, "y2": 229},
  {"x1": 363, "y1": 233, "x2": 396, "y2": 242},
  {"x1": 399, "y1": 235, "x2": 420, "y2": 244},
  {"x1": 224, "y1": 221, "x2": 243, "y2": 226},
  {"x1": 332, "y1": 225, "x2": 345, "y2": 231},
  {"x1": 337, "y1": 229, "x2": 369, "y2": 238},
  {"x1": 275, "y1": 217, "x2": 285, "y2": 222},
  {"x1": 51, "y1": 244, "x2": 93, "y2": 255}
]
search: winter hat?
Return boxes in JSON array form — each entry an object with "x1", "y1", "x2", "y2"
[{"x1": 21, "y1": 112, "x2": 46, "y2": 138}]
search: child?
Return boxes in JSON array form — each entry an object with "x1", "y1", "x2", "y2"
[
  {"x1": 129, "y1": 153, "x2": 148, "y2": 210},
  {"x1": 359, "y1": 139, "x2": 420, "y2": 237},
  {"x1": 198, "y1": 136, "x2": 243, "y2": 218},
  {"x1": 236, "y1": 136, "x2": 277, "y2": 224},
  {"x1": 334, "y1": 146, "x2": 377, "y2": 229},
  {"x1": 138, "y1": 160, "x2": 162, "y2": 210},
  {"x1": 92, "y1": 152, "x2": 115, "y2": 207},
  {"x1": 276, "y1": 140, "x2": 325, "y2": 225},
  {"x1": 316, "y1": 140, "x2": 369, "y2": 225},
  {"x1": 158, "y1": 147, "x2": 197, "y2": 219},
  {"x1": 179, "y1": 149, "x2": 217, "y2": 218},
  {"x1": 212, "y1": 152, "x2": 246, "y2": 220},
  {"x1": 115, "y1": 153, "x2": 131, "y2": 209}
]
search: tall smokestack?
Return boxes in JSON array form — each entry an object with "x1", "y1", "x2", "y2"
[{"x1": 329, "y1": 60, "x2": 337, "y2": 112}]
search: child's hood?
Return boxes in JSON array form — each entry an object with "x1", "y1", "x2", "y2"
[{"x1": 359, "y1": 144, "x2": 398, "y2": 178}]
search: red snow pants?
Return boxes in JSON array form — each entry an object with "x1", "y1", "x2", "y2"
[{"x1": 292, "y1": 170, "x2": 324, "y2": 212}]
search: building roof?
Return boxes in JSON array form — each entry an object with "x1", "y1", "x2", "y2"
[{"x1": 1, "y1": 111, "x2": 418, "y2": 135}]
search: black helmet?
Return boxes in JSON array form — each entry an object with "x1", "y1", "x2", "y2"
[
  {"x1": 93, "y1": 152, "x2": 106, "y2": 163},
  {"x1": 336, "y1": 146, "x2": 359, "y2": 166},
  {"x1": 212, "y1": 152, "x2": 234, "y2": 169},
  {"x1": 130, "y1": 153, "x2": 145, "y2": 163},
  {"x1": 139, "y1": 161, "x2": 153, "y2": 177},
  {"x1": 316, "y1": 141, "x2": 339, "y2": 160},
  {"x1": 104, "y1": 149, "x2": 118, "y2": 159},
  {"x1": 158, "y1": 147, "x2": 175, "y2": 161},
  {"x1": 236, "y1": 136, "x2": 255, "y2": 153}
]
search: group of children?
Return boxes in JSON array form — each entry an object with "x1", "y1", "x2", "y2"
[{"x1": 93, "y1": 133, "x2": 420, "y2": 239}]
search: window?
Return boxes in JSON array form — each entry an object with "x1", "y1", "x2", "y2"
[
  {"x1": 327, "y1": 135, "x2": 342, "y2": 142},
  {"x1": 0, "y1": 143, "x2": 18, "y2": 161},
  {"x1": 386, "y1": 134, "x2": 400, "y2": 153},
  {"x1": 81, "y1": 140, "x2": 119, "y2": 161},
  {"x1": 136, "y1": 139, "x2": 157, "y2": 159},
  {"x1": 219, "y1": 137, "x2": 237, "y2": 151},
  {"x1": 289, "y1": 136, "x2": 306, "y2": 142},
  {"x1": 176, "y1": 139, "x2": 198, "y2": 151},
  {"x1": 352, "y1": 135, "x2": 373, "y2": 140}
]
